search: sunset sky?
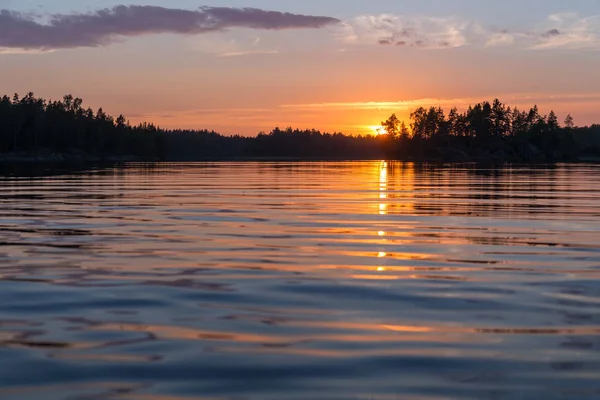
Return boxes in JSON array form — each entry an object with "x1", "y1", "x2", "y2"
[{"x1": 1, "y1": 0, "x2": 599, "y2": 135}]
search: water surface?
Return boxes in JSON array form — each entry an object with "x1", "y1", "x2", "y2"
[{"x1": 1, "y1": 162, "x2": 600, "y2": 399}]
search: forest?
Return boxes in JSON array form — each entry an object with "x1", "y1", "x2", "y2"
[
  {"x1": 378, "y1": 100, "x2": 600, "y2": 162},
  {"x1": 1, "y1": 93, "x2": 599, "y2": 163},
  {"x1": 0, "y1": 93, "x2": 164, "y2": 160}
]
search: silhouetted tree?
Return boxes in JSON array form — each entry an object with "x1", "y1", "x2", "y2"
[
  {"x1": 399, "y1": 121, "x2": 410, "y2": 139},
  {"x1": 410, "y1": 107, "x2": 428, "y2": 139},
  {"x1": 564, "y1": 114, "x2": 574, "y2": 129},
  {"x1": 547, "y1": 110, "x2": 559, "y2": 131},
  {"x1": 381, "y1": 114, "x2": 400, "y2": 139},
  {"x1": 381, "y1": 99, "x2": 599, "y2": 162},
  {"x1": 0, "y1": 93, "x2": 165, "y2": 159}
]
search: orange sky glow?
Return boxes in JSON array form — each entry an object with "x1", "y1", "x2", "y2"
[{"x1": 2, "y1": 2, "x2": 600, "y2": 136}]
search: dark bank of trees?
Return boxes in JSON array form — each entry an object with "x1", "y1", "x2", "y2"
[
  {"x1": 165, "y1": 127, "x2": 383, "y2": 160},
  {"x1": 0, "y1": 93, "x2": 383, "y2": 161},
  {"x1": 379, "y1": 99, "x2": 600, "y2": 162},
  {"x1": 0, "y1": 93, "x2": 164, "y2": 159},
  {"x1": 1, "y1": 93, "x2": 600, "y2": 163}
]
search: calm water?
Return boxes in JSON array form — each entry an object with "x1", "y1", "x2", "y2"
[{"x1": 1, "y1": 162, "x2": 600, "y2": 400}]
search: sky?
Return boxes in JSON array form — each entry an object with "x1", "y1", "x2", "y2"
[{"x1": 1, "y1": 0, "x2": 600, "y2": 135}]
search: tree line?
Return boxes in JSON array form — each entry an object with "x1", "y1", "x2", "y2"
[
  {"x1": 379, "y1": 99, "x2": 600, "y2": 162},
  {"x1": 0, "y1": 93, "x2": 165, "y2": 159},
  {"x1": 1, "y1": 93, "x2": 599, "y2": 162},
  {"x1": 0, "y1": 93, "x2": 384, "y2": 161}
]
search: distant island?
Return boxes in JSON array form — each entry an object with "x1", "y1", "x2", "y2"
[{"x1": 1, "y1": 93, "x2": 600, "y2": 163}]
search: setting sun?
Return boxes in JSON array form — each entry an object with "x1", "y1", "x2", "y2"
[{"x1": 371, "y1": 126, "x2": 388, "y2": 136}]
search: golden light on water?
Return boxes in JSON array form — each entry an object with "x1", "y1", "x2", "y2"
[
  {"x1": 376, "y1": 161, "x2": 389, "y2": 273},
  {"x1": 379, "y1": 161, "x2": 388, "y2": 216}
]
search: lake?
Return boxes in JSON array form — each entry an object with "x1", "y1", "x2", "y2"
[{"x1": 1, "y1": 162, "x2": 599, "y2": 400}]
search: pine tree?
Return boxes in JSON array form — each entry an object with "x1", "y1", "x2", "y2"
[{"x1": 564, "y1": 114, "x2": 574, "y2": 129}]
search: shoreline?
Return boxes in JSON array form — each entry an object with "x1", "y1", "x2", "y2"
[{"x1": 2, "y1": 151, "x2": 599, "y2": 165}]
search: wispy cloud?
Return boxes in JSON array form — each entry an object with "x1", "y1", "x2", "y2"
[
  {"x1": 281, "y1": 93, "x2": 600, "y2": 111},
  {"x1": 531, "y1": 13, "x2": 600, "y2": 49},
  {"x1": 187, "y1": 33, "x2": 280, "y2": 58},
  {"x1": 337, "y1": 12, "x2": 600, "y2": 51},
  {"x1": 477, "y1": 13, "x2": 600, "y2": 50},
  {"x1": 339, "y1": 14, "x2": 468, "y2": 49},
  {"x1": 483, "y1": 30, "x2": 515, "y2": 47},
  {"x1": 281, "y1": 99, "x2": 476, "y2": 111},
  {"x1": 0, "y1": 47, "x2": 54, "y2": 55},
  {"x1": 2, "y1": 5, "x2": 596, "y2": 53},
  {"x1": 0, "y1": 5, "x2": 340, "y2": 50},
  {"x1": 216, "y1": 49, "x2": 279, "y2": 57}
]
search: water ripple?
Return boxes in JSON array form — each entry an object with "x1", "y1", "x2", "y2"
[{"x1": 1, "y1": 162, "x2": 600, "y2": 399}]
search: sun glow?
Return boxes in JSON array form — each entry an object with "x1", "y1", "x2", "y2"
[{"x1": 371, "y1": 126, "x2": 388, "y2": 136}]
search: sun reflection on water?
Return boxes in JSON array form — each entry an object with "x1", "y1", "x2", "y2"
[
  {"x1": 379, "y1": 161, "x2": 388, "y2": 216},
  {"x1": 376, "y1": 161, "x2": 389, "y2": 273}
]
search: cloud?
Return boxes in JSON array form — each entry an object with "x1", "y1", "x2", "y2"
[
  {"x1": 337, "y1": 12, "x2": 600, "y2": 51},
  {"x1": 541, "y1": 29, "x2": 561, "y2": 38},
  {"x1": 339, "y1": 14, "x2": 468, "y2": 49},
  {"x1": 531, "y1": 13, "x2": 600, "y2": 49},
  {"x1": 281, "y1": 92, "x2": 600, "y2": 112},
  {"x1": 281, "y1": 99, "x2": 475, "y2": 111},
  {"x1": 0, "y1": 47, "x2": 54, "y2": 55},
  {"x1": 216, "y1": 49, "x2": 279, "y2": 57},
  {"x1": 0, "y1": 5, "x2": 340, "y2": 50},
  {"x1": 187, "y1": 33, "x2": 279, "y2": 58},
  {"x1": 480, "y1": 13, "x2": 600, "y2": 50},
  {"x1": 483, "y1": 29, "x2": 515, "y2": 47}
]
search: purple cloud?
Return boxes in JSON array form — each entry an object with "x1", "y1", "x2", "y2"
[
  {"x1": 541, "y1": 28, "x2": 561, "y2": 38},
  {"x1": 0, "y1": 5, "x2": 341, "y2": 50}
]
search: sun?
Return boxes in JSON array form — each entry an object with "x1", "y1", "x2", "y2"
[{"x1": 370, "y1": 125, "x2": 388, "y2": 136}]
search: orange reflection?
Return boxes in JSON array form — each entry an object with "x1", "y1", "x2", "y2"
[
  {"x1": 351, "y1": 274, "x2": 399, "y2": 280},
  {"x1": 379, "y1": 161, "x2": 388, "y2": 215},
  {"x1": 376, "y1": 161, "x2": 389, "y2": 274}
]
